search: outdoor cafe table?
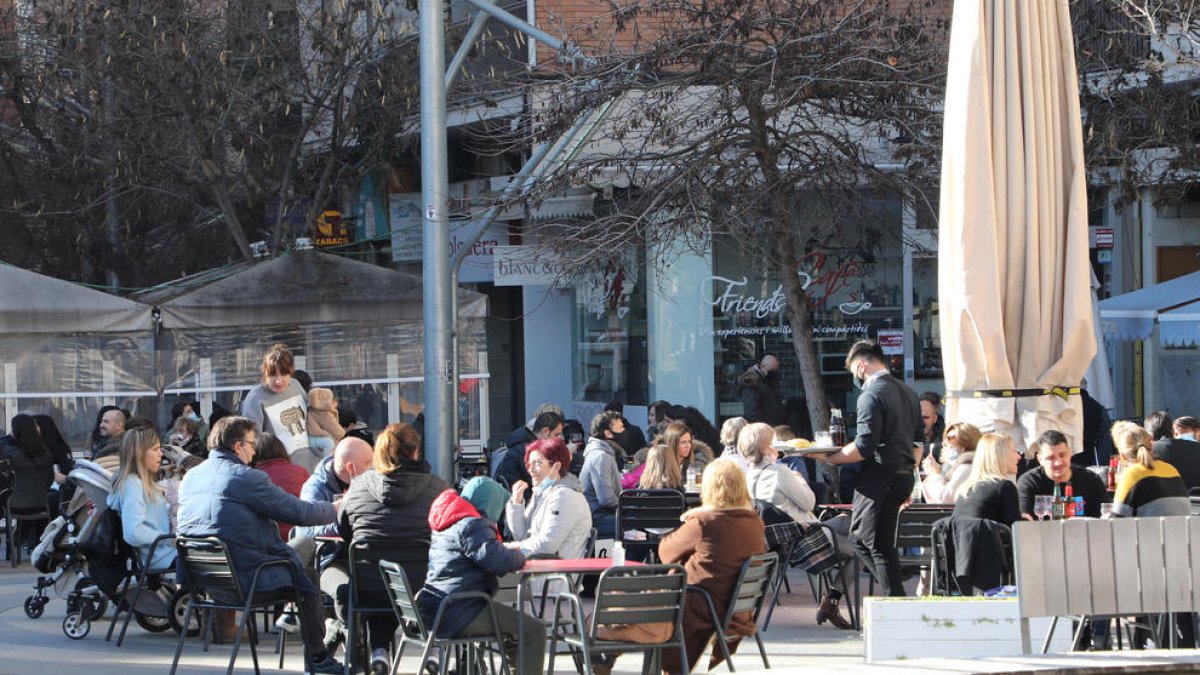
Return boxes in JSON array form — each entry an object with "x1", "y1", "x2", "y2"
[{"x1": 515, "y1": 557, "x2": 646, "y2": 670}]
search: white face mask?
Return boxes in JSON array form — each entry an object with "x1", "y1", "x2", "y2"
[{"x1": 941, "y1": 448, "x2": 959, "y2": 465}]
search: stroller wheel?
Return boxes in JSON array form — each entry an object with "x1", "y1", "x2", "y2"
[
  {"x1": 75, "y1": 578, "x2": 108, "y2": 621},
  {"x1": 24, "y1": 596, "x2": 45, "y2": 619},
  {"x1": 167, "y1": 587, "x2": 200, "y2": 637},
  {"x1": 63, "y1": 612, "x2": 91, "y2": 640},
  {"x1": 135, "y1": 612, "x2": 172, "y2": 633}
]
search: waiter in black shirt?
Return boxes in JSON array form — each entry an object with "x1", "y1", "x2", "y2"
[{"x1": 821, "y1": 340, "x2": 923, "y2": 597}]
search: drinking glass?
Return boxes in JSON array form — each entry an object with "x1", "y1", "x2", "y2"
[
  {"x1": 1100, "y1": 503, "x2": 1114, "y2": 519},
  {"x1": 1034, "y1": 495, "x2": 1053, "y2": 521},
  {"x1": 814, "y1": 431, "x2": 833, "y2": 447}
]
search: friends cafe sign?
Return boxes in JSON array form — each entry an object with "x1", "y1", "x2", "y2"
[{"x1": 702, "y1": 251, "x2": 878, "y2": 320}]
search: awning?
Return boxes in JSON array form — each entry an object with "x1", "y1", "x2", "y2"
[
  {"x1": 0, "y1": 261, "x2": 154, "y2": 333},
  {"x1": 1161, "y1": 299, "x2": 1200, "y2": 347},
  {"x1": 1098, "y1": 270, "x2": 1200, "y2": 341}
]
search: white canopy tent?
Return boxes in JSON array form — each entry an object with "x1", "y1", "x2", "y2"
[
  {"x1": 1098, "y1": 269, "x2": 1200, "y2": 416},
  {"x1": 1098, "y1": 269, "x2": 1200, "y2": 342}
]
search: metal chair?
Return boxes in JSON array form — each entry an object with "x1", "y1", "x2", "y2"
[
  {"x1": 895, "y1": 504, "x2": 954, "y2": 576},
  {"x1": 107, "y1": 533, "x2": 176, "y2": 645},
  {"x1": 6, "y1": 467, "x2": 52, "y2": 566},
  {"x1": 616, "y1": 489, "x2": 686, "y2": 562},
  {"x1": 345, "y1": 539, "x2": 429, "y2": 674},
  {"x1": 378, "y1": 560, "x2": 510, "y2": 675},
  {"x1": 548, "y1": 563, "x2": 690, "y2": 674},
  {"x1": 689, "y1": 552, "x2": 777, "y2": 671},
  {"x1": 762, "y1": 520, "x2": 858, "y2": 630},
  {"x1": 168, "y1": 536, "x2": 301, "y2": 675}
]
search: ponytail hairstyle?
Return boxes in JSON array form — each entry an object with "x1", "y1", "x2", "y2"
[{"x1": 1111, "y1": 420, "x2": 1155, "y2": 470}]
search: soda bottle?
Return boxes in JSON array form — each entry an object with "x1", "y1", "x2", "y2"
[{"x1": 1064, "y1": 485, "x2": 1076, "y2": 518}]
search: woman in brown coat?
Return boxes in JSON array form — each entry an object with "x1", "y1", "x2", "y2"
[{"x1": 658, "y1": 460, "x2": 767, "y2": 674}]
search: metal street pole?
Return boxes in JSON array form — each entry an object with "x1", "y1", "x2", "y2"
[{"x1": 420, "y1": 0, "x2": 456, "y2": 484}]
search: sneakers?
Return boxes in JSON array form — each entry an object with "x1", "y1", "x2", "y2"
[
  {"x1": 306, "y1": 653, "x2": 344, "y2": 675},
  {"x1": 322, "y1": 617, "x2": 344, "y2": 653},
  {"x1": 274, "y1": 610, "x2": 300, "y2": 635},
  {"x1": 370, "y1": 648, "x2": 390, "y2": 675},
  {"x1": 815, "y1": 592, "x2": 853, "y2": 630}
]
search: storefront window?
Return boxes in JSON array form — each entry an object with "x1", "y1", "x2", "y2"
[
  {"x1": 572, "y1": 248, "x2": 649, "y2": 408},
  {"x1": 710, "y1": 195, "x2": 907, "y2": 427}
]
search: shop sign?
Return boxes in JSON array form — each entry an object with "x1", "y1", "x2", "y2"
[
  {"x1": 389, "y1": 192, "x2": 506, "y2": 282},
  {"x1": 1094, "y1": 228, "x2": 1114, "y2": 249},
  {"x1": 313, "y1": 210, "x2": 352, "y2": 247},
  {"x1": 878, "y1": 329, "x2": 904, "y2": 355},
  {"x1": 492, "y1": 245, "x2": 568, "y2": 286}
]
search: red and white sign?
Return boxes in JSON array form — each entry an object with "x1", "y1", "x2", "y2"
[
  {"x1": 1094, "y1": 228, "x2": 1114, "y2": 249},
  {"x1": 878, "y1": 329, "x2": 904, "y2": 355}
]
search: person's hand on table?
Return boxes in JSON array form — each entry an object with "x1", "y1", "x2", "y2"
[
  {"x1": 502, "y1": 541, "x2": 524, "y2": 550},
  {"x1": 510, "y1": 480, "x2": 529, "y2": 505}
]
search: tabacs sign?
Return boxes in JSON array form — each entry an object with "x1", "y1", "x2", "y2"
[{"x1": 313, "y1": 210, "x2": 353, "y2": 247}]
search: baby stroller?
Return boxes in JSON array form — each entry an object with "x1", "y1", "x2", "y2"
[
  {"x1": 29, "y1": 459, "x2": 182, "y2": 640},
  {"x1": 25, "y1": 460, "x2": 113, "y2": 628}
]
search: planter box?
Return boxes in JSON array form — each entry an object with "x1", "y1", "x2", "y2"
[{"x1": 864, "y1": 597, "x2": 1072, "y2": 663}]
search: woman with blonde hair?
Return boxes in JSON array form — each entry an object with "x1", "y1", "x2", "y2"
[
  {"x1": 658, "y1": 460, "x2": 767, "y2": 673},
  {"x1": 107, "y1": 427, "x2": 175, "y2": 569},
  {"x1": 638, "y1": 444, "x2": 683, "y2": 490},
  {"x1": 1110, "y1": 421, "x2": 1189, "y2": 518},
  {"x1": 951, "y1": 433, "x2": 1022, "y2": 526},
  {"x1": 921, "y1": 422, "x2": 982, "y2": 504}
]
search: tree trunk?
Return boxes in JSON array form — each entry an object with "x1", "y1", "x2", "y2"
[{"x1": 774, "y1": 222, "x2": 831, "y2": 435}]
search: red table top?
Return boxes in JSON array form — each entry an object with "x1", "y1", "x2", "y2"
[{"x1": 518, "y1": 557, "x2": 645, "y2": 574}]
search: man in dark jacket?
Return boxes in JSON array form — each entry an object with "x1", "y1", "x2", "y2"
[
  {"x1": 1148, "y1": 410, "x2": 1200, "y2": 490},
  {"x1": 420, "y1": 482, "x2": 542, "y2": 674},
  {"x1": 738, "y1": 355, "x2": 786, "y2": 425},
  {"x1": 493, "y1": 410, "x2": 564, "y2": 502},
  {"x1": 177, "y1": 417, "x2": 342, "y2": 674}
]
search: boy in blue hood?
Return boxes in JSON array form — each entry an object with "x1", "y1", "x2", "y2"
[{"x1": 419, "y1": 477, "x2": 544, "y2": 673}]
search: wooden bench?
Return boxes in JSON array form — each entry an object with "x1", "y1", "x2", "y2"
[{"x1": 1014, "y1": 516, "x2": 1200, "y2": 653}]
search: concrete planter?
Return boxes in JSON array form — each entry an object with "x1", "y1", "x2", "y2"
[{"x1": 864, "y1": 597, "x2": 1072, "y2": 663}]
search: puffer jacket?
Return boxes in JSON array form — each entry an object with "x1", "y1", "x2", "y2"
[
  {"x1": 177, "y1": 449, "x2": 335, "y2": 594},
  {"x1": 338, "y1": 459, "x2": 447, "y2": 545},
  {"x1": 294, "y1": 455, "x2": 344, "y2": 541},
  {"x1": 419, "y1": 490, "x2": 526, "y2": 638},
  {"x1": 504, "y1": 473, "x2": 592, "y2": 558},
  {"x1": 580, "y1": 437, "x2": 622, "y2": 513}
]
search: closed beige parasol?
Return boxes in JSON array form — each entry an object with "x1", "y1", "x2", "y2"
[{"x1": 938, "y1": 0, "x2": 1096, "y2": 455}]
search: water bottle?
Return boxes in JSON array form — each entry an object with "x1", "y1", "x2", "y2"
[{"x1": 612, "y1": 541, "x2": 625, "y2": 565}]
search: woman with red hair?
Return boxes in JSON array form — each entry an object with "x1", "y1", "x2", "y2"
[{"x1": 505, "y1": 437, "x2": 593, "y2": 558}]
